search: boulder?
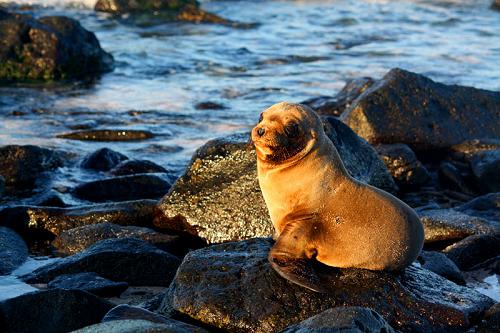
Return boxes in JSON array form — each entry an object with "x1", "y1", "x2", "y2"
[
  {"x1": 57, "y1": 129, "x2": 155, "y2": 141},
  {"x1": 449, "y1": 139, "x2": 500, "y2": 161},
  {"x1": 73, "y1": 174, "x2": 171, "y2": 202},
  {"x1": 417, "y1": 251, "x2": 465, "y2": 285},
  {"x1": 0, "y1": 289, "x2": 113, "y2": 333},
  {"x1": 95, "y1": 0, "x2": 229, "y2": 24},
  {"x1": 52, "y1": 222, "x2": 182, "y2": 256},
  {"x1": 0, "y1": 11, "x2": 113, "y2": 81},
  {"x1": 163, "y1": 238, "x2": 494, "y2": 333},
  {"x1": 47, "y1": 272, "x2": 128, "y2": 297},
  {"x1": 438, "y1": 161, "x2": 474, "y2": 194},
  {"x1": 110, "y1": 159, "x2": 167, "y2": 176},
  {"x1": 72, "y1": 319, "x2": 209, "y2": 333},
  {"x1": 281, "y1": 307, "x2": 395, "y2": 333},
  {"x1": 470, "y1": 150, "x2": 500, "y2": 193},
  {"x1": 155, "y1": 117, "x2": 396, "y2": 244},
  {"x1": 0, "y1": 227, "x2": 28, "y2": 275},
  {"x1": 418, "y1": 208, "x2": 499, "y2": 243},
  {"x1": 0, "y1": 199, "x2": 157, "y2": 238},
  {"x1": 22, "y1": 238, "x2": 181, "y2": 286},
  {"x1": 455, "y1": 193, "x2": 499, "y2": 221},
  {"x1": 477, "y1": 303, "x2": 500, "y2": 333},
  {"x1": 375, "y1": 143, "x2": 430, "y2": 189},
  {"x1": 194, "y1": 101, "x2": 227, "y2": 110},
  {"x1": 0, "y1": 145, "x2": 64, "y2": 189},
  {"x1": 443, "y1": 234, "x2": 500, "y2": 270},
  {"x1": 81, "y1": 148, "x2": 128, "y2": 172},
  {"x1": 301, "y1": 77, "x2": 374, "y2": 117},
  {"x1": 0, "y1": 175, "x2": 4, "y2": 197},
  {"x1": 341, "y1": 68, "x2": 500, "y2": 150},
  {"x1": 492, "y1": 0, "x2": 500, "y2": 11}
]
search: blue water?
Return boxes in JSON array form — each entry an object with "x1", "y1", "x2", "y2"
[{"x1": 0, "y1": 0, "x2": 499, "y2": 301}]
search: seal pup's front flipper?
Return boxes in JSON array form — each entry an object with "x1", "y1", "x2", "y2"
[{"x1": 268, "y1": 218, "x2": 327, "y2": 293}]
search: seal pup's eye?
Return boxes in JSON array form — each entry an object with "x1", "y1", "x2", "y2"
[
  {"x1": 284, "y1": 123, "x2": 299, "y2": 138},
  {"x1": 258, "y1": 113, "x2": 264, "y2": 123}
]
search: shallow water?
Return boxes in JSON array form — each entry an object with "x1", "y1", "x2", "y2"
[{"x1": 0, "y1": 0, "x2": 499, "y2": 301}]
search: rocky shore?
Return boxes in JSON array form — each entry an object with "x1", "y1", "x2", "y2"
[{"x1": 0, "y1": 65, "x2": 498, "y2": 332}]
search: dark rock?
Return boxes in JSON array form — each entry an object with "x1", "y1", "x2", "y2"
[
  {"x1": 443, "y1": 234, "x2": 500, "y2": 270},
  {"x1": 375, "y1": 143, "x2": 430, "y2": 189},
  {"x1": 0, "y1": 227, "x2": 28, "y2": 275},
  {"x1": 438, "y1": 161, "x2": 474, "y2": 194},
  {"x1": 0, "y1": 199, "x2": 157, "y2": 238},
  {"x1": 73, "y1": 174, "x2": 171, "y2": 202},
  {"x1": 95, "y1": 0, "x2": 230, "y2": 25},
  {"x1": 470, "y1": 150, "x2": 500, "y2": 193},
  {"x1": 492, "y1": 0, "x2": 500, "y2": 11},
  {"x1": 155, "y1": 117, "x2": 395, "y2": 244},
  {"x1": 0, "y1": 145, "x2": 64, "y2": 189},
  {"x1": 280, "y1": 307, "x2": 395, "y2": 333},
  {"x1": 301, "y1": 77, "x2": 375, "y2": 117},
  {"x1": 163, "y1": 238, "x2": 494, "y2": 333},
  {"x1": 0, "y1": 175, "x2": 4, "y2": 197},
  {"x1": 81, "y1": 148, "x2": 128, "y2": 171},
  {"x1": 477, "y1": 303, "x2": 500, "y2": 333},
  {"x1": 110, "y1": 159, "x2": 167, "y2": 176},
  {"x1": 0, "y1": 289, "x2": 113, "y2": 333},
  {"x1": 449, "y1": 139, "x2": 500, "y2": 161},
  {"x1": 194, "y1": 101, "x2": 227, "y2": 110},
  {"x1": 73, "y1": 319, "x2": 209, "y2": 333},
  {"x1": 52, "y1": 222, "x2": 181, "y2": 256},
  {"x1": 341, "y1": 68, "x2": 500, "y2": 150},
  {"x1": 29, "y1": 190, "x2": 67, "y2": 207},
  {"x1": 0, "y1": 11, "x2": 113, "y2": 81},
  {"x1": 57, "y1": 129, "x2": 155, "y2": 141},
  {"x1": 455, "y1": 193, "x2": 500, "y2": 221},
  {"x1": 418, "y1": 208, "x2": 499, "y2": 243},
  {"x1": 47, "y1": 272, "x2": 128, "y2": 297},
  {"x1": 22, "y1": 238, "x2": 181, "y2": 286},
  {"x1": 417, "y1": 250, "x2": 465, "y2": 285}
]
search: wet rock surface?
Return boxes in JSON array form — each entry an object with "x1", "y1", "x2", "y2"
[
  {"x1": 375, "y1": 143, "x2": 430, "y2": 189},
  {"x1": 22, "y1": 238, "x2": 181, "y2": 286},
  {"x1": 47, "y1": 272, "x2": 129, "y2": 297},
  {"x1": 0, "y1": 145, "x2": 64, "y2": 190},
  {"x1": 418, "y1": 207, "x2": 499, "y2": 243},
  {"x1": 455, "y1": 192, "x2": 500, "y2": 221},
  {"x1": 0, "y1": 289, "x2": 113, "y2": 333},
  {"x1": 0, "y1": 227, "x2": 28, "y2": 275},
  {"x1": 280, "y1": 307, "x2": 395, "y2": 333},
  {"x1": 301, "y1": 77, "x2": 375, "y2": 117},
  {"x1": 73, "y1": 174, "x2": 171, "y2": 202},
  {"x1": 341, "y1": 68, "x2": 500, "y2": 150},
  {"x1": 57, "y1": 129, "x2": 155, "y2": 141},
  {"x1": 0, "y1": 10, "x2": 113, "y2": 81},
  {"x1": 163, "y1": 238, "x2": 494, "y2": 333},
  {"x1": 417, "y1": 250, "x2": 465, "y2": 285},
  {"x1": 155, "y1": 117, "x2": 395, "y2": 244},
  {"x1": 73, "y1": 319, "x2": 209, "y2": 333},
  {"x1": 53, "y1": 222, "x2": 182, "y2": 256},
  {"x1": 110, "y1": 159, "x2": 168, "y2": 176},
  {"x1": 81, "y1": 148, "x2": 129, "y2": 172},
  {"x1": 0, "y1": 199, "x2": 157, "y2": 238},
  {"x1": 477, "y1": 303, "x2": 500, "y2": 333},
  {"x1": 443, "y1": 234, "x2": 500, "y2": 271}
]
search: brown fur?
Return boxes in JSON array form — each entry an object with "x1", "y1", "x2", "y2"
[{"x1": 252, "y1": 102, "x2": 424, "y2": 292}]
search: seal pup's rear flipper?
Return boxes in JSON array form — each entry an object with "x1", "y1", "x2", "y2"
[{"x1": 269, "y1": 253, "x2": 326, "y2": 293}]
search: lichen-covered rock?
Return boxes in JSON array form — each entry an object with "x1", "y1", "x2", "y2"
[
  {"x1": 95, "y1": 0, "x2": 230, "y2": 24},
  {"x1": 57, "y1": 129, "x2": 154, "y2": 141},
  {"x1": 0, "y1": 289, "x2": 113, "y2": 333},
  {"x1": 0, "y1": 11, "x2": 113, "y2": 81},
  {"x1": 163, "y1": 238, "x2": 494, "y2": 333},
  {"x1": 0, "y1": 199, "x2": 157, "y2": 238},
  {"x1": 418, "y1": 208, "x2": 499, "y2": 243},
  {"x1": 73, "y1": 174, "x2": 171, "y2": 202},
  {"x1": 81, "y1": 148, "x2": 128, "y2": 171},
  {"x1": 52, "y1": 222, "x2": 182, "y2": 256},
  {"x1": 280, "y1": 307, "x2": 395, "y2": 333},
  {"x1": 22, "y1": 238, "x2": 181, "y2": 286},
  {"x1": 417, "y1": 251, "x2": 465, "y2": 285},
  {"x1": 443, "y1": 234, "x2": 500, "y2": 270},
  {"x1": 375, "y1": 143, "x2": 430, "y2": 189},
  {"x1": 155, "y1": 117, "x2": 395, "y2": 244},
  {"x1": 47, "y1": 272, "x2": 128, "y2": 297},
  {"x1": 341, "y1": 68, "x2": 500, "y2": 150},
  {"x1": 301, "y1": 77, "x2": 375, "y2": 117},
  {"x1": 0, "y1": 145, "x2": 64, "y2": 189},
  {"x1": 0, "y1": 227, "x2": 28, "y2": 275}
]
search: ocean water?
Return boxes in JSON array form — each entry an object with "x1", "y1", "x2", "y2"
[{"x1": 0, "y1": 0, "x2": 499, "y2": 302}]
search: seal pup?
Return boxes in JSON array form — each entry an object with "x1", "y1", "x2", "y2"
[{"x1": 252, "y1": 102, "x2": 424, "y2": 292}]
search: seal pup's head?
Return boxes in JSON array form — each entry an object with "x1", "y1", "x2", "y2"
[{"x1": 252, "y1": 102, "x2": 323, "y2": 166}]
